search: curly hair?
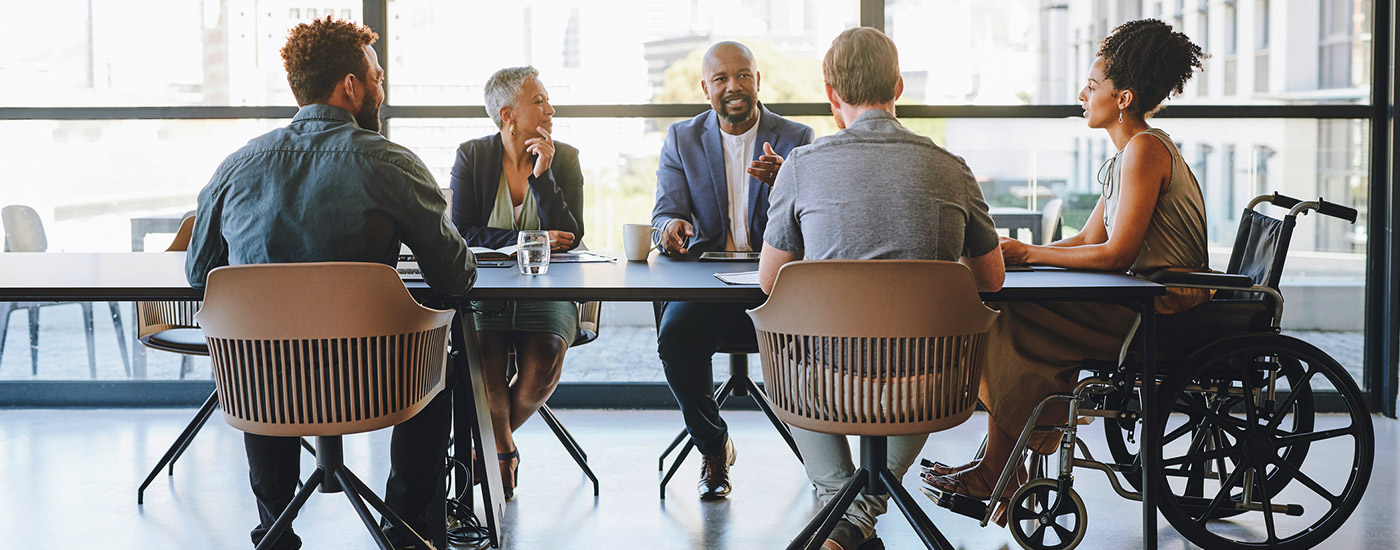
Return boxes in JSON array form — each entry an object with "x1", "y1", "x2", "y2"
[
  {"x1": 280, "y1": 16, "x2": 379, "y2": 105},
  {"x1": 1097, "y1": 19, "x2": 1205, "y2": 117}
]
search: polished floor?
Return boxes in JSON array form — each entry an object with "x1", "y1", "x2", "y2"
[{"x1": 0, "y1": 408, "x2": 1395, "y2": 550}]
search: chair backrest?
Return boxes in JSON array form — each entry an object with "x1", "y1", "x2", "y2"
[
  {"x1": 1039, "y1": 198, "x2": 1064, "y2": 245},
  {"x1": 137, "y1": 215, "x2": 202, "y2": 340},
  {"x1": 749, "y1": 260, "x2": 999, "y2": 437},
  {"x1": 165, "y1": 215, "x2": 196, "y2": 252},
  {"x1": 1219, "y1": 206, "x2": 1296, "y2": 300},
  {"x1": 197, "y1": 262, "x2": 455, "y2": 437},
  {"x1": 2, "y1": 205, "x2": 47, "y2": 252}
]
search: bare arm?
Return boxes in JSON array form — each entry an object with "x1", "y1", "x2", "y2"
[
  {"x1": 960, "y1": 245, "x2": 1005, "y2": 292},
  {"x1": 1000, "y1": 136, "x2": 1169, "y2": 271},
  {"x1": 758, "y1": 242, "x2": 802, "y2": 294}
]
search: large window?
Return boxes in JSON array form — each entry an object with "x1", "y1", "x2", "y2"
[{"x1": 0, "y1": 0, "x2": 1385, "y2": 399}]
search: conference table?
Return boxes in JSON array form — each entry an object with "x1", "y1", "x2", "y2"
[{"x1": 0, "y1": 251, "x2": 1165, "y2": 550}]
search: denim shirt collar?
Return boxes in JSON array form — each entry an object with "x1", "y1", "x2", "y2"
[{"x1": 292, "y1": 103, "x2": 359, "y2": 126}]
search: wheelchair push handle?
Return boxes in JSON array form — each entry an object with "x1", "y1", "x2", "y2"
[
  {"x1": 1251, "y1": 192, "x2": 1358, "y2": 223},
  {"x1": 1311, "y1": 198, "x2": 1358, "y2": 223}
]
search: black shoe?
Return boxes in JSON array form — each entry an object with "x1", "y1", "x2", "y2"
[{"x1": 697, "y1": 438, "x2": 736, "y2": 500}]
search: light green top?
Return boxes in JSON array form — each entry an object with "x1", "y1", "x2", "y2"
[
  {"x1": 487, "y1": 171, "x2": 541, "y2": 231},
  {"x1": 1102, "y1": 128, "x2": 1209, "y2": 273}
]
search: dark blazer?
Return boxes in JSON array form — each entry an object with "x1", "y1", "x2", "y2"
[
  {"x1": 449, "y1": 133, "x2": 584, "y2": 250},
  {"x1": 650, "y1": 104, "x2": 814, "y2": 257}
]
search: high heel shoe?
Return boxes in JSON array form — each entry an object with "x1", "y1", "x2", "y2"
[{"x1": 497, "y1": 449, "x2": 520, "y2": 500}]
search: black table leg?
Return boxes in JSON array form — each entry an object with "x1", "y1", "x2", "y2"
[
  {"x1": 449, "y1": 308, "x2": 504, "y2": 548},
  {"x1": 1140, "y1": 300, "x2": 1157, "y2": 550}
]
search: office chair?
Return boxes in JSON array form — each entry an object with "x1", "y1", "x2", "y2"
[
  {"x1": 750, "y1": 260, "x2": 998, "y2": 550},
  {"x1": 198, "y1": 262, "x2": 454, "y2": 550},
  {"x1": 1, "y1": 204, "x2": 130, "y2": 378}
]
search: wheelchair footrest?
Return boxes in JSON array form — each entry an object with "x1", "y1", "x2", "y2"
[{"x1": 922, "y1": 486, "x2": 989, "y2": 520}]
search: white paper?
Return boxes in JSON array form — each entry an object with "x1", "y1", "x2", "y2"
[{"x1": 713, "y1": 270, "x2": 760, "y2": 285}]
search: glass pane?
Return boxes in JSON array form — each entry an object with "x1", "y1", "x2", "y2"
[
  {"x1": 0, "y1": 119, "x2": 287, "y2": 252},
  {"x1": 884, "y1": 0, "x2": 1372, "y2": 105},
  {"x1": 385, "y1": 0, "x2": 859, "y2": 106},
  {"x1": 0, "y1": 1, "x2": 361, "y2": 107}
]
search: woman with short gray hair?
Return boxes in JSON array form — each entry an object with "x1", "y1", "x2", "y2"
[{"x1": 448, "y1": 66, "x2": 585, "y2": 500}]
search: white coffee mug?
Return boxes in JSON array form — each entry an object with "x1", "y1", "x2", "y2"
[{"x1": 622, "y1": 223, "x2": 661, "y2": 261}]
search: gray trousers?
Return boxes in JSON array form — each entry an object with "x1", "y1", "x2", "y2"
[{"x1": 790, "y1": 427, "x2": 929, "y2": 539}]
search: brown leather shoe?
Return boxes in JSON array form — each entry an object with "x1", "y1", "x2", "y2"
[{"x1": 697, "y1": 438, "x2": 736, "y2": 500}]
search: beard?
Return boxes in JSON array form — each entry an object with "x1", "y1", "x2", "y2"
[
  {"x1": 356, "y1": 96, "x2": 382, "y2": 133},
  {"x1": 719, "y1": 93, "x2": 756, "y2": 125},
  {"x1": 830, "y1": 104, "x2": 846, "y2": 130}
]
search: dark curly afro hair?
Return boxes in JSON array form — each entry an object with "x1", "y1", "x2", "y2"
[
  {"x1": 280, "y1": 16, "x2": 379, "y2": 105},
  {"x1": 1098, "y1": 19, "x2": 1205, "y2": 117}
]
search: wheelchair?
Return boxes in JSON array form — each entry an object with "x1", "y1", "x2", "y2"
[{"x1": 927, "y1": 193, "x2": 1375, "y2": 550}]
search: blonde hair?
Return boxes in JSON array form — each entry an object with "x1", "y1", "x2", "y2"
[{"x1": 822, "y1": 27, "x2": 900, "y2": 106}]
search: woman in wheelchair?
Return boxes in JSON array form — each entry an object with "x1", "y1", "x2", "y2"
[{"x1": 924, "y1": 19, "x2": 1209, "y2": 514}]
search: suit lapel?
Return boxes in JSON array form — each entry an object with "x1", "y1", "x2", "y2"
[
  {"x1": 701, "y1": 112, "x2": 730, "y2": 230},
  {"x1": 747, "y1": 107, "x2": 778, "y2": 243},
  {"x1": 482, "y1": 134, "x2": 505, "y2": 223}
]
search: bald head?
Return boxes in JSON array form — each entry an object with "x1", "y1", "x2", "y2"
[
  {"x1": 700, "y1": 41, "x2": 761, "y2": 132},
  {"x1": 703, "y1": 41, "x2": 756, "y2": 71}
]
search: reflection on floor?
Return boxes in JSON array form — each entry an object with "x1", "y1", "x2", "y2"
[{"x1": 0, "y1": 408, "x2": 1395, "y2": 549}]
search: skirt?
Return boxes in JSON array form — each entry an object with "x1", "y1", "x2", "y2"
[
  {"x1": 471, "y1": 300, "x2": 579, "y2": 346},
  {"x1": 979, "y1": 300, "x2": 1137, "y2": 454}
]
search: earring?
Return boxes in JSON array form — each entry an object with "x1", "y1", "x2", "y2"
[
  {"x1": 508, "y1": 124, "x2": 515, "y2": 136},
  {"x1": 1118, "y1": 110, "x2": 1124, "y2": 124}
]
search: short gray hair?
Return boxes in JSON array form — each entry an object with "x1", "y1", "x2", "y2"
[{"x1": 484, "y1": 66, "x2": 539, "y2": 129}]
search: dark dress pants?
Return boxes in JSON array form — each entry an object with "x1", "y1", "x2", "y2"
[
  {"x1": 656, "y1": 300, "x2": 761, "y2": 456},
  {"x1": 246, "y1": 388, "x2": 452, "y2": 549}
]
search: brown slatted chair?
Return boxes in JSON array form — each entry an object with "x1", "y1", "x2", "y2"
[
  {"x1": 748, "y1": 260, "x2": 998, "y2": 550},
  {"x1": 197, "y1": 262, "x2": 454, "y2": 550},
  {"x1": 137, "y1": 217, "x2": 321, "y2": 503}
]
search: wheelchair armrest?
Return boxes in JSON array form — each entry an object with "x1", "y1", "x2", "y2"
[{"x1": 1147, "y1": 271, "x2": 1254, "y2": 289}]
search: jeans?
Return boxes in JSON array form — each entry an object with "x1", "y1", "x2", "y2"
[{"x1": 655, "y1": 301, "x2": 761, "y2": 456}]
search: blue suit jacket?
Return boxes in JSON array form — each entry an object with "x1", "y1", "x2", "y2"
[{"x1": 651, "y1": 105, "x2": 814, "y2": 257}]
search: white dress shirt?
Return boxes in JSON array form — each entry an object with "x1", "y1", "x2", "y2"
[{"x1": 719, "y1": 110, "x2": 760, "y2": 251}]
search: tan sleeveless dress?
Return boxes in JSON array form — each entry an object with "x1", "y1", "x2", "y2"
[{"x1": 980, "y1": 128, "x2": 1209, "y2": 453}]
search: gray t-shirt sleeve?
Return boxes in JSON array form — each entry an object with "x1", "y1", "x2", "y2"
[
  {"x1": 763, "y1": 152, "x2": 804, "y2": 253},
  {"x1": 960, "y1": 164, "x2": 1000, "y2": 258}
]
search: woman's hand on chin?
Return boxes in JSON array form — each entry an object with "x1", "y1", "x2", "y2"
[{"x1": 998, "y1": 236, "x2": 1032, "y2": 265}]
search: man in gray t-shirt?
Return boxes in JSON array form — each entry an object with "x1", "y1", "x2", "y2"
[{"x1": 756, "y1": 27, "x2": 1004, "y2": 550}]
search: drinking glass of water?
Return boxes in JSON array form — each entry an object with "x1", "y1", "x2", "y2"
[{"x1": 517, "y1": 230, "x2": 551, "y2": 275}]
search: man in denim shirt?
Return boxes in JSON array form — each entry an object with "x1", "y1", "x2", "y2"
[{"x1": 187, "y1": 18, "x2": 474, "y2": 550}]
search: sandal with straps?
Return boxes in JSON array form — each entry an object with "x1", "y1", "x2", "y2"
[
  {"x1": 923, "y1": 465, "x2": 1028, "y2": 527},
  {"x1": 497, "y1": 448, "x2": 520, "y2": 501}
]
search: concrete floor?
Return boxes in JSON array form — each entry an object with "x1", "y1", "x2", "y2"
[{"x1": 0, "y1": 408, "x2": 1395, "y2": 550}]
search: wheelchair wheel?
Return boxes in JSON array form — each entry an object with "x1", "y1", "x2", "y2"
[
  {"x1": 1008, "y1": 479, "x2": 1087, "y2": 550},
  {"x1": 1102, "y1": 347, "x2": 1315, "y2": 518},
  {"x1": 1148, "y1": 334, "x2": 1373, "y2": 550}
]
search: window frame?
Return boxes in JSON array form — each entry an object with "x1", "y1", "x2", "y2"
[{"x1": 0, "y1": 0, "x2": 1393, "y2": 416}]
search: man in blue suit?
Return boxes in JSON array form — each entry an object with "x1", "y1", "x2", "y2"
[{"x1": 650, "y1": 41, "x2": 815, "y2": 500}]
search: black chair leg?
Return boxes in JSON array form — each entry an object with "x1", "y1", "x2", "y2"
[
  {"x1": 658, "y1": 376, "x2": 738, "y2": 469},
  {"x1": 881, "y1": 469, "x2": 954, "y2": 550},
  {"x1": 788, "y1": 468, "x2": 869, "y2": 550},
  {"x1": 138, "y1": 391, "x2": 219, "y2": 504},
  {"x1": 740, "y1": 376, "x2": 803, "y2": 463},
  {"x1": 538, "y1": 404, "x2": 599, "y2": 495},
  {"x1": 253, "y1": 467, "x2": 325, "y2": 550},
  {"x1": 340, "y1": 466, "x2": 435, "y2": 549},
  {"x1": 167, "y1": 397, "x2": 218, "y2": 474}
]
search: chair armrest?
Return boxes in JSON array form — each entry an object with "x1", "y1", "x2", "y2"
[{"x1": 1147, "y1": 271, "x2": 1254, "y2": 289}]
